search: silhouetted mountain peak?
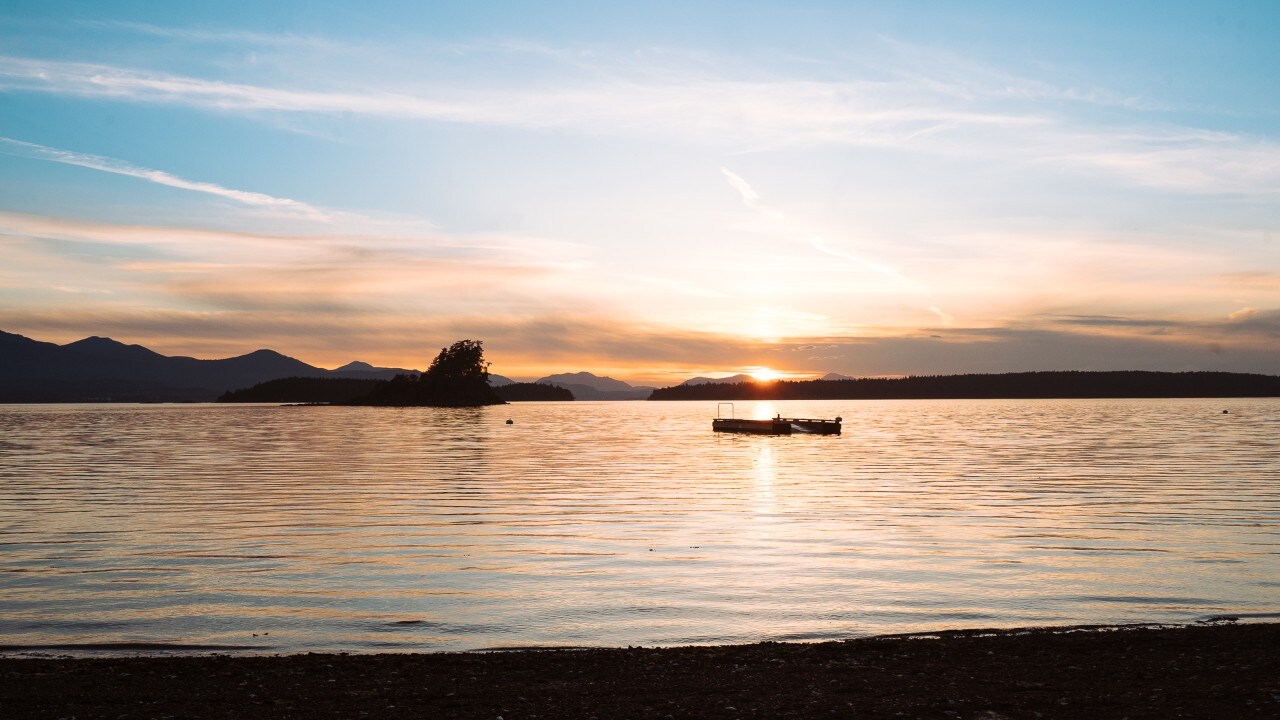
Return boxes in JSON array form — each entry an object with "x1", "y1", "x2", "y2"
[
  {"x1": 1, "y1": 330, "x2": 45, "y2": 347},
  {"x1": 217, "y1": 349, "x2": 318, "y2": 376},
  {"x1": 0, "y1": 330, "x2": 326, "y2": 401},
  {"x1": 66, "y1": 336, "x2": 121, "y2": 349},
  {"x1": 63, "y1": 335, "x2": 164, "y2": 359},
  {"x1": 680, "y1": 373, "x2": 755, "y2": 386},
  {"x1": 532, "y1": 371, "x2": 654, "y2": 399},
  {"x1": 820, "y1": 372, "x2": 855, "y2": 381},
  {"x1": 327, "y1": 361, "x2": 422, "y2": 379},
  {"x1": 536, "y1": 371, "x2": 637, "y2": 392},
  {"x1": 67, "y1": 336, "x2": 147, "y2": 350},
  {"x1": 229, "y1": 348, "x2": 302, "y2": 363}
]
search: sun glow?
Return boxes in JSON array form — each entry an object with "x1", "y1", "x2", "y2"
[{"x1": 749, "y1": 367, "x2": 781, "y2": 382}]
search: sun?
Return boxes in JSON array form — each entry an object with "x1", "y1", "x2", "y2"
[{"x1": 749, "y1": 367, "x2": 781, "y2": 382}]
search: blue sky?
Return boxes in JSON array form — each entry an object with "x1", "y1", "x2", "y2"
[{"x1": 1, "y1": 1, "x2": 1278, "y2": 382}]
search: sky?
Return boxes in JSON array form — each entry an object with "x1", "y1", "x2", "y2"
[{"x1": 1, "y1": 1, "x2": 1278, "y2": 384}]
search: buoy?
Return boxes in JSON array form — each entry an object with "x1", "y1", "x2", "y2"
[
  {"x1": 506, "y1": 419, "x2": 514, "y2": 424},
  {"x1": 1222, "y1": 410, "x2": 1229, "y2": 414}
]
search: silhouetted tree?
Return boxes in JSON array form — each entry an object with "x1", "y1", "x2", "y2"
[
  {"x1": 349, "y1": 340, "x2": 503, "y2": 406},
  {"x1": 419, "y1": 339, "x2": 501, "y2": 406},
  {"x1": 424, "y1": 339, "x2": 487, "y2": 381},
  {"x1": 495, "y1": 382, "x2": 575, "y2": 401}
]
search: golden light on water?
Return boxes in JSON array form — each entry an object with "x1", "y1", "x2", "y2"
[{"x1": 751, "y1": 401, "x2": 779, "y2": 420}]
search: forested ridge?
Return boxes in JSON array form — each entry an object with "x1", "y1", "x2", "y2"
[{"x1": 649, "y1": 371, "x2": 1280, "y2": 400}]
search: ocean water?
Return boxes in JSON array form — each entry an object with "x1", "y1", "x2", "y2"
[{"x1": 1, "y1": 398, "x2": 1277, "y2": 655}]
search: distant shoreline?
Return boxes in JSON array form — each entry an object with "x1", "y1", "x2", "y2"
[
  {"x1": 6, "y1": 393, "x2": 1280, "y2": 405},
  {"x1": 6, "y1": 327, "x2": 1280, "y2": 402},
  {"x1": 3, "y1": 621, "x2": 1275, "y2": 718},
  {"x1": 651, "y1": 370, "x2": 1280, "y2": 401}
]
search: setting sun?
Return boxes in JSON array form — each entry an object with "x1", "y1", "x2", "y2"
[{"x1": 749, "y1": 367, "x2": 781, "y2": 382}]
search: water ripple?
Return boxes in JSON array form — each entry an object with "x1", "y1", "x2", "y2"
[{"x1": 0, "y1": 398, "x2": 1277, "y2": 654}]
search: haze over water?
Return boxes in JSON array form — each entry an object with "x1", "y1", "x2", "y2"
[{"x1": 2, "y1": 398, "x2": 1278, "y2": 655}]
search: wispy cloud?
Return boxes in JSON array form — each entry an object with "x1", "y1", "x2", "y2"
[
  {"x1": 3, "y1": 49, "x2": 1278, "y2": 196},
  {"x1": 0, "y1": 136, "x2": 331, "y2": 220},
  {"x1": 927, "y1": 305, "x2": 955, "y2": 326},
  {"x1": 0, "y1": 53, "x2": 1043, "y2": 145},
  {"x1": 0, "y1": 210, "x2": 589, "y2": 269},
  {"x1": 720, "y1": 168, "x2": 761, "y2": 208},
  {"x1": 3, "y1": 23, "x2": 1278, "y2": 378},
  {"x1": 1034, "y1": 128, "x2": 1280, "y2": 196},
  {"x1": 5, "y1": 209, "x2": 1276, "y2": 377},
  {"x1": 0, "y1": 55, "x2": 509, "y2": 121},
  {"x1": 0, "y1": 210, "x2": 668, "y2": 338},
  {"x1": 719, "y1": 166, "x2": 932, "y2": 297},
  {"x1": 807, "y1": 235, "x2": 926, "y2": 293}
]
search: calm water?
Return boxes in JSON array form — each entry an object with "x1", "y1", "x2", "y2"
[{"x1": 1, "y1": 398, "x2": 1278, "y2": 655}]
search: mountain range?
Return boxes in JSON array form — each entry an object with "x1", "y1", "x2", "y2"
[
  {"x1": 679, "y1": 373, "x2": 756, "y2": 386},
  {"x1": 532, "y1": 371, "x2": 655, "y2": 401},
  {"x1": 678, "y1": 372, "x2": 854, "y2": 386},
  {"x1": 0, "y1": 329, "x2": 862, "y2": 403},
  {"x1": 0, "y1": 330, "x2": 617, "y2": 402},
  {"x1": 0, "y1": 330, "x2": 430, "y2": 402},
  {"x1": 524, "y1": 371, "x2": 854, "y2": 399}
]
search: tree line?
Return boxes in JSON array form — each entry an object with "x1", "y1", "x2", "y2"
[
  {"x1": 218, "y1": 340, "x2": 576, "y2": 405},
  {"x1": 648, "y1": 371, "x2": 1280, "y2": 401}
]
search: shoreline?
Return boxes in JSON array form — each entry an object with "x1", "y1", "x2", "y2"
[
  {"x1": 3, "y1": 622, "x2": 1277, "y2": 718},
  {"x1": 0, "y1": 619, "x2": 1260, "y2": 659}
]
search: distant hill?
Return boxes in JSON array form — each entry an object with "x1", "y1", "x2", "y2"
[
  {"x1": 680, "y1": 373, "x2": 756, "y2": 386},
  {"x1": 0, "y1": 330, "x2": 511, "y2": 402},
  {"x1": 1, "y1": 331, "x2": 317, "y2": 401},
  {"x1": 650, "y1": 371, "x2": 1280, "y2": 401},
  {"x1": 534, "y1": 371, "x2": 654, "y2": 400},
  {"x1": 680, "y1": 372, "x2": 852, "y2": 385},
  {"x1": 535, "y1": 372, "x2": 634, "y2": 392},
  {"x1": 328, "y1": 360, "x2": 423, "y2": 380},
  {"x1": 819, "y1": 372, "x2": 855, "y2": 381}
]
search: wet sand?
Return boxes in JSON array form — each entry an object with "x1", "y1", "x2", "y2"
[{"x1": 2, "y1": 622, "x2": 1277, "y2": 719}]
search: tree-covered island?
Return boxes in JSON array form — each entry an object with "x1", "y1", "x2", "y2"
[
  {"x1": 218, "y1": 377, "x2": 382, "y2": 403},
  {"x1": 218, "y1": 340, "x2": 515, "y2": 406},
  {"x1": 347, "y1": 339, "x2": 504, "y2": 406}
]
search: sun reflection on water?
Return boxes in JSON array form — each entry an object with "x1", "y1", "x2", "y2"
[
  {"x1": 751, "y1": 401, "x2": 778, "y2": 420},
  {"x1": 752, "y1": 445, "x2": 776, "y2": 518}
]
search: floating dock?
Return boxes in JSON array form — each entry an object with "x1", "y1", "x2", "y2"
[{"x1": 712, "y1": 404, "x2": 841, "y2": 435}]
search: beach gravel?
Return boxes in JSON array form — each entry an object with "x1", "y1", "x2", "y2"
[{"x1": 1, "y1": 623, "x2": 1277, "y2": 719}]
